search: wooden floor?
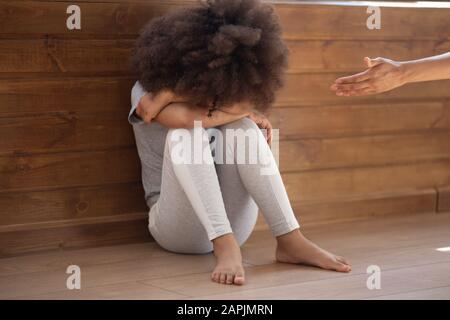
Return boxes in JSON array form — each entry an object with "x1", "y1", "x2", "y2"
[{"x1": 1, "y1": 213, "x2": 450, "y2": 300}]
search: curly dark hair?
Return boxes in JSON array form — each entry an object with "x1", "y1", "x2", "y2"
[{"x1": 132, "y1": 0, "x2": 289, "y2": 112}]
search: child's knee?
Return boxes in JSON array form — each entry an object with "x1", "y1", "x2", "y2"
[
  {"x1": 166, "y1": 127, "x2": 209, "y2": 147},
  {"x1": 165, "y1": 127, "x2": 211, "y2": 163}
]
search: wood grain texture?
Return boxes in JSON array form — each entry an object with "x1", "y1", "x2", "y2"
[
  {"x1": 0, "y1": 39, "x2": 134, "y2": 74},
  {"x1": 437, "y1": 186, "x2": 450, "y2": 213},
  {"x1": 0, "y1": 148, "x2": 141, "y2": 192},
  {"x1": 0, "y1": 77, "x2": 133, "y2": 115},
  {"x1": 370, "y1": 287, "x2": 450, "y2": 300},
  {"x1": 2, "y1": 149, "x2": 449, "y2": 203},
  {"x1": 283, "y1": 160, "x2": 450, "y2": 203},
  {"x1": 287, "y1": 39, "x2": 450, "y2": 73},
  {"x1": 0, "y1": 0, "x2": 176, "y2": 37},
  {"x1": 1, "y1": 1, "x2": 449, "y2": 39},
  {"x1": 269, "y1": 102, "x2": 450, "y2": 139},
  {"x1": 292, "y1": 188, "x2": 437, "y2": 225},
  {"x1": 3, "y1": 39, "x2": 449, "y2": 75},
  {"x1": 26, "y1": 282, "x2": 187, "y2": 300},
  {"x1": 255, "y1": 188, "x2": 437, "y2": 230},
  {"x1": 2, "y1": 213, "x2": 449, "y2": 299},
  {"x1": 277, "y1": 3, "x2": 450, "y2": 40},
  {"x1": 0, "y1": 241, "x2": 168, "y2": 277},
  {"x1": 0, "y1": 213, "x2": 150, "y2": 257},
  {"x1": 3, "y1": 107, "x2": 449, "y2": 159},
  {"x1": 199, "y1": 262, "x2": 450, "y2": 300},
  {"x1": 278, "y1": 131, "x2": 450, "y2": 172},
  {"x1": 0, "y1": 112, "x2": 135, "y2": 155},
  {"x1": 2, "y1": 77, "x2": 449, "y2": 115},
  {"x1": 278, "y1": 74, "x2": 450, "y2": 106},
  {"x1": 0, "y1": 182, "x2": 146, "y2": 226},
  {"x1": 1, "y1": 1, "x2": 449, "y2": 256}
]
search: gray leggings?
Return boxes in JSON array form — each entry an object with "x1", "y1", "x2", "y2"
[{"x1": 149, "y1": 117, "x2": 300, "y2": 254}]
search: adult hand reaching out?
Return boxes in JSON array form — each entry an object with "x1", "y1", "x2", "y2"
[
  {"x1": 331, "y1": 52, "x2": 450, "y2": 97},
  {"x1": 330, "y1": 57, "x2": 406, "y2": 96}
]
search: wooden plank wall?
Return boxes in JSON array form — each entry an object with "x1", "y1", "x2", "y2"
[{"x1": 0, "y1": 0, "x2": 449, "y2": 256}]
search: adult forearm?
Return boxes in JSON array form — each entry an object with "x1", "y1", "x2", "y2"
[{"x1": 401, "y1": 52, "x2": 450, "y2": 84}]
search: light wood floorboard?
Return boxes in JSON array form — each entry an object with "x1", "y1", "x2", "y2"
[{"x1": 1, "y1": 213, "x2": 449, "y2": 300}]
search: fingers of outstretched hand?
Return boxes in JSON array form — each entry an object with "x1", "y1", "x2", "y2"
[
  {"x1": 331, "y1": 80, "x2": 372, "y2": 96},
  {"x1": 335, "y1": 86, "x2": 375, "y2": 97},
  {"x1": 333, "y1": 69, "x2": 371, "y2": 85}
]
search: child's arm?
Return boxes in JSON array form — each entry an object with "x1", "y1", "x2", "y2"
[
  {"x1": 131, "y1": 81, "x2": 254, "y2": 128},
  {"x1": 154, "y1": 101, "x2": 253, "y2": 129},
  {"x1": 135, "y1": 90, "x2": 179, "y2": 123},
  {"x1": 130, "y1": 81, "x2": 186, "y2": 124}
]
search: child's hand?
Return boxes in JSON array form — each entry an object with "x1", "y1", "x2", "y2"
[
  {"x1": 248, "y1": 111, "x2": 273, "y2": 147},
  {"x1": 136, "y1": 90, "x2": 177, "y2": 123},
  {"x1": 135, "y1": 94, "x2": 156, "y2": 123}
]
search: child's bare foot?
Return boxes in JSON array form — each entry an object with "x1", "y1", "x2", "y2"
[
  {"x1": 211, "y1": 234, "x2": 245, "y2": 285},
  {"x1": 276, "y1": 229, "x2": 351, "y2": 273}
]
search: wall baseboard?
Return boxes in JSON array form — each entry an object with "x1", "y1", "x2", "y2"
[
  {"x1": 0, "y1": 213, "x2": 149, "y2": 258},
  {"x1": 254, "y1": 188, "x2": 441, "y2": 230}
]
